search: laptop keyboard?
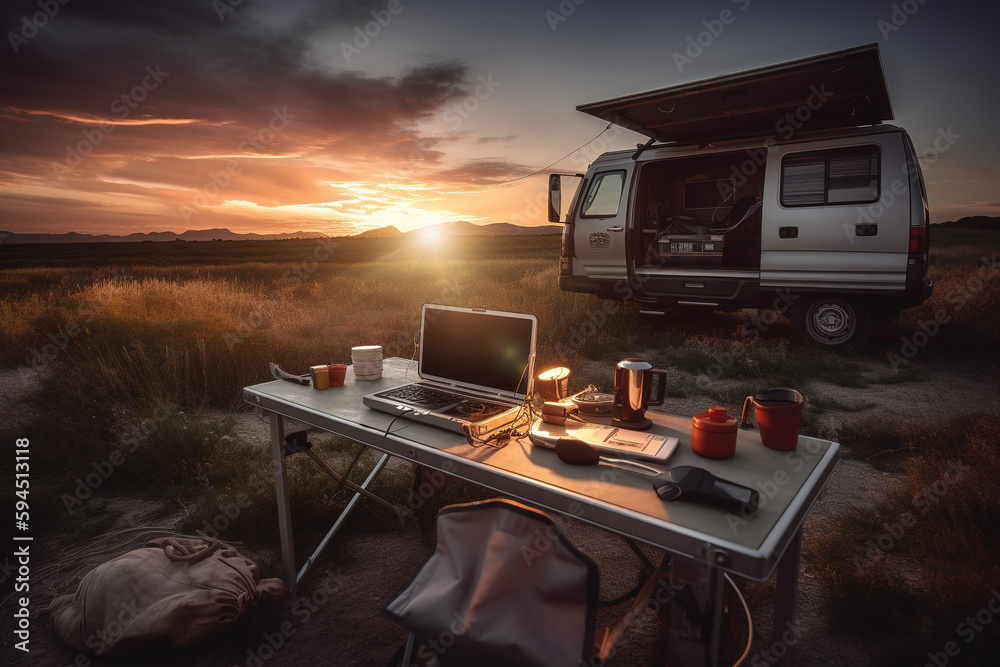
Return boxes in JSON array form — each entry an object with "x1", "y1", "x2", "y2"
[{"x1": 379, "y1": 384, "x2": 462, "y2": 409}]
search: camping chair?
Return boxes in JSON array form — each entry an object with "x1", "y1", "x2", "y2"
[
  {"x1": 383, "y1": 499, "x2": 599, "y2": 667},
  {"x1": 383, "y1": 499, "x2": 673, "y2": 667}
]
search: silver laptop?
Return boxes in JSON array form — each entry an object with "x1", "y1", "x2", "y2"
[{"x1": 363, "y1": 304, "x2": 537, "y2": 437}]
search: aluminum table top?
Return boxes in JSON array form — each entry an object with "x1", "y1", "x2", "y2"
[{"x1": 244, "y1": 357, "x2": 839, "y2": 580}]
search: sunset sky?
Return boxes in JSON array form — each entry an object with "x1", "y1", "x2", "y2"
[{"x1": 1, "y1": 0, "x2": 997, "y2": 236}]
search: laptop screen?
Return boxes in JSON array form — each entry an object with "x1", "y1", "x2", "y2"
[{"x1": 419, "y1": 304, "x2": 536, "y2": 398}]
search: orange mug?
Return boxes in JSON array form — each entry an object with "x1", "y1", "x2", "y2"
[
  {"x1": 741, "y1": 388, "x2": 804, "y2": 451},
  {"x1": 328, "y1": 364, "x2": 347, "y2": 387}
]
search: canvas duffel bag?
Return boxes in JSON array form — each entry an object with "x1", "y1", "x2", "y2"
[{"x1": 48, "y1": 537, "x2": 285, "y2": 655}]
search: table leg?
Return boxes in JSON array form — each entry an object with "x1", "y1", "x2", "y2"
[
  {"x1": 668, "y1": 550, "x2": 725, "y2": 667},
  {"x1": 297, "y1": 452, "x2": 391, "y2": 584},
  {"x1": 268, "y1": 412, "x2": 298, "y2": 599},
  {"x1": 772, "y1": 529, "x2": 802, "y2": 667}
]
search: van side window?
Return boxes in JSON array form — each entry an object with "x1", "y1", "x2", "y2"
[
  {"x1": 781, "y1": 146, "x2": 880, "y2": 207},
  {"x1": 581, "y1": 170, "x2": 626, "y2": 217}
]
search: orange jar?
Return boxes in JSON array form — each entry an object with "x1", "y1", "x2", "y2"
[{"x1": 691, "y1": 407, "x2": 738, "y2": 458}]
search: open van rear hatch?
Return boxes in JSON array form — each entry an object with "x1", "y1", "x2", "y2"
[{"x1": 577, "y1": 43, "x2": 893, "y2": 144}]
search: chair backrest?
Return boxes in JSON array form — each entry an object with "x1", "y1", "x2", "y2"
[{"x1": 383, "y1": 499, "x2": 599, "y2": 667}]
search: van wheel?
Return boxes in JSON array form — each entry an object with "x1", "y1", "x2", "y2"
[{"x1": 791, "y1": 297, "x2": 871, "y2": 349}]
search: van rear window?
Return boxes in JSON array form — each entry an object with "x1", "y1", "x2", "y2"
[{"x1": 781, "y1": 145, "x2": 880, "y2": 207}]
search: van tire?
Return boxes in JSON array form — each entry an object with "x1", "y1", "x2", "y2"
[{"x1": 791, "y1": 296, "x2": 872, "y2": 349}]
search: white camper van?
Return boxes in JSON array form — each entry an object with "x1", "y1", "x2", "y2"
[{"x1": 550, "y1": 44, "x2": 932, "y2": 348}]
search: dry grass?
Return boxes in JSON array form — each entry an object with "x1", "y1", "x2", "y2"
[
  {"x1": 805, "y1": 413, "x2": 1000, "y2": 663},
  {"x1": 3, "y1": 231, "x2": 1000, "y2": 657},
  {"x1": 894, "y1": 228, "x2": 1000, "y2": 349}
]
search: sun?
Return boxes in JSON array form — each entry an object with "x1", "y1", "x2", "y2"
[{"x1": 416, "y1": 225, "x2": 446, "y2": 247}]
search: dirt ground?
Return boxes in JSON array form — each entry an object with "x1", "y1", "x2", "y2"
[{"x1": 2, "y1": 356, "x2": 999, "y2": 666}]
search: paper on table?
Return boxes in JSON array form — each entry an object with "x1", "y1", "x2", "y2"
[{"x1": 529, "y1": 419, "x2": 679, "y2": 461}]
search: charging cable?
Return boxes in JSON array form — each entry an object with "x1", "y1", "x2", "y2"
[
  {"x1": 384, "y1": 407, "x2": 416, "y2": 438},
  {"x1": 406, "y1": 329, "x2": 419, "y2": 378},
  {"x1": 724, "y1": 572, "x2": 753, "y2": 666}
]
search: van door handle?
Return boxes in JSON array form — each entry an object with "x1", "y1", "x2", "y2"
[
  {"x1": 607, "y1": 226, "x2": 624, "y2": 232},
  {"x1": 778, "y1": 226, "x2": 798, "y2": 239},
  {"x1": 855, "y1": 223, "x2": 878, "y2": 236}
]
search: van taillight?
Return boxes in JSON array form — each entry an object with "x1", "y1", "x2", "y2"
[{"x1": 909, "y1": 226, "x2": 926, "y2": 254}]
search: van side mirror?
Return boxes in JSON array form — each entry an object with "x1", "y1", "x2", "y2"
[{"x1": 548, "y1": 174, "x2": 561, "y2": 223}]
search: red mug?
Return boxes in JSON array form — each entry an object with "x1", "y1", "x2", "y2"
[
  {"x1": 328, "y1": 364, "x2": 347, "y2": 387},
  {"x1": 741, "y1": 388, "x2": 804, "y2": 451}
]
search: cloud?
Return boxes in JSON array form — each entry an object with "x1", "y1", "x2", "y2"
[
  {"x1": 433, "y1": 159, "x2": 534, "y2": 187},
  {"x1": 475, "y1": 135, "x2": 518, "y2": 144},
  {"x1": 0, "y1": 0, "x2": 498, "y2": 232}
]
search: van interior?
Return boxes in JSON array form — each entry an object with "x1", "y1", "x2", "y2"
[{"x1": 632, "y1": 150, "x2": 764, "y2": 272}]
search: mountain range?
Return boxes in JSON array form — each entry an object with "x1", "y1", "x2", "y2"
[
  {"x1": 931, "y1": 216, "x2": 1000, "y2": 230},
  {"x1": 0, "y1": 221, "x2": 562, "y2": 244}
]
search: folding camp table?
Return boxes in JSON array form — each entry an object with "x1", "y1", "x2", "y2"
[{"x1": 243, "y1": 357, "x2": 839, "y2": 667}]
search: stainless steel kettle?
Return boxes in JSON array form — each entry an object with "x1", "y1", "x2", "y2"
[{"x1": 611, "y1": 359, "x2": 667, "y2": 430}]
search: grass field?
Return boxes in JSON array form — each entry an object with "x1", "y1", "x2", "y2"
[{"x1": 2, "y1": 228, "x2": 999, "y2": 663}]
